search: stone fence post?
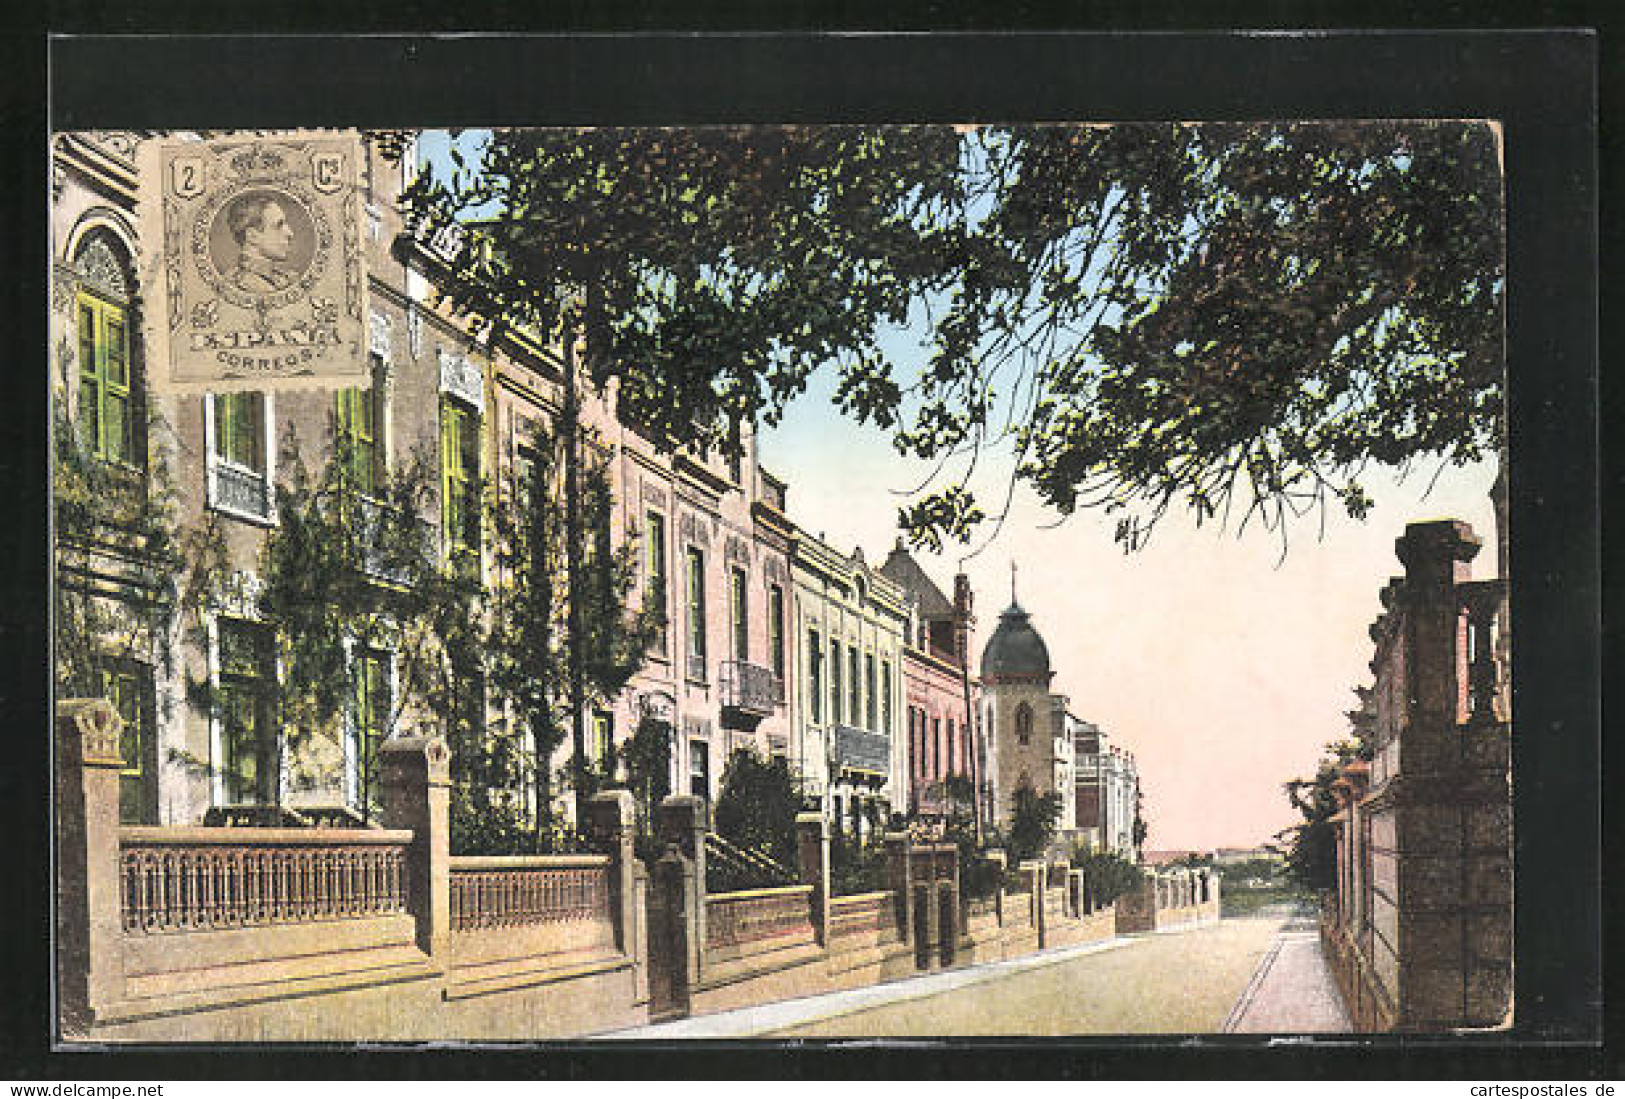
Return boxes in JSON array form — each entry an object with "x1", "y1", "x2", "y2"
[
  {"x1": 380, "y1": 737, "x2": 451, "y2": 966},
  {"x1": 1019, "y1": 860, "x2": 1045, "y2": 947},
  {"x1": 985, "y1": 849, "x2": 1007, "y2": 926},
  {"x1": 56, "y1": 699, "x2": 126, "y2": 1032},
  {"x1": 885, "y1": 832, "x2": 913, "y2": 946},
  {"x1": 646, "y1": 846, "x2": 692, "y2": 1022},
  {"x1": 586, "y1": 790, "x2": 637, "y2": 954},
  {"x1": 796, "y1": 812, "x2": 830, "y2": 947},
  {"x1": 657, "y1": 795, "x2": 708, "y2": 982}
]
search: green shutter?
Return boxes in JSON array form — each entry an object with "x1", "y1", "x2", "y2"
[{"x1": 76, "y1": 294, "x2": 135, "y2": 463}]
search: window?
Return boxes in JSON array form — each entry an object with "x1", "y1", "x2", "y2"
[
  {"x1": 1016, "y1": 702, "x2": 1034, "y2": 746},
  {"x1": 946, "y1": 718, "x2": 955, "y2": 774},
  {"x1": 932, "y1": 717, "x2": 941, "y2": 778},
  {"x1": 218, "y1": 619, "x2": 276, "y2": 805},
  {"x1": 646, "y1": 512, "x2": 668, "y2": 648},
  {"x1": 689, "y1": 739, "x2": 710, "y2": 800},
  {"x1": 830, "y1": 639, "x2": 842, "y2": 724},
  {"x1": 207, "y1": 390, "x2": 274, "y2": 522},
  {"x1": 103, "y1": 662, "x2": 156, "y2": 825},
  {"x1": 353, "y1": 649, "x2": 392, "y2": 818},
  {"x1": 768, "y1": 584, "x2": 785, "y2": 681},
  {"x1": 808, "y1": 628, "x2": 823, "y2": 723},
  {"x1": 686, "y1": 545, "x2": 707, "y2": 665},
  {"x1": 214, "y1": 391, "x2": 265, "y2": 471},
  {"x1": 440, "y1": 398, "x2": 480, "y2": 564},
  {"x1": 881, "y1": 661, "x2": 893, "y2": 733},
  {"x1": 730, "y1": 566, "x2": 748, "y2": 662},
  {"x1": 76, "y1": 293, "x2": 134, "y2": 465},
  {"x1": 593, "y1": 711, "x2": 614, "y2": 763},
  {"x1": 848, "y1": 648, "x2": 860, "y2": 730},
  {"x1": 864, "y1": 654, "x2": 877, "y2": 730},
  {"x1": 337, "y1": 354, "x2": 387, "y2": 495}
]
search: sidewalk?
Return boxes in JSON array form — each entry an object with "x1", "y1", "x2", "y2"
[
  {"x1": 1220, "y1": 915, "x2": 1352, "y2": 1033},
  {"x1": 593, "y1": 935, "x2": 1135, "y2": 1039}
]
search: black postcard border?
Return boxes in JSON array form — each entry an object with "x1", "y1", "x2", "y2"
[{"x1": 7, "y1": 27, "x2": 1607, "y2": 1079}]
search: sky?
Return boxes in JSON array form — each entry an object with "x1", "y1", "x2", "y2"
[
  {"x1": 757, "y1": 366, "x2": 1498, "y2": 853},
  {"x1": 417, "y1": 129, "x2": 1503, "y2": 853}
]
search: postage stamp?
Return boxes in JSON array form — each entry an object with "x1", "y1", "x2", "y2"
[{"x1": 137, "y1": 131, "x2": 367, "y2": 392}]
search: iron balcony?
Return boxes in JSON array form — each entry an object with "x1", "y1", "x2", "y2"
[
  {"x1": 832, "y1": 723, "x2": 890, "y2": 779},
  {"x1": 719, "y1": 659, "x2": 783, "y2": 724}
]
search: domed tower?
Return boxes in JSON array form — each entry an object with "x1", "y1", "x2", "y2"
[{"x1": 980, "y1": 565, "x2": 1061, "y2": 830}]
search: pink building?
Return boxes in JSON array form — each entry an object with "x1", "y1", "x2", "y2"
[{"x1": 878, "y1": 544, "x2": 980, "y2": 823}]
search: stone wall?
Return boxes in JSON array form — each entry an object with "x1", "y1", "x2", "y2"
[
  {"x1": 1113, "y1": 867, "x2": 1222, "y2": 935},
  {"x1": 58, "y1": 711, "x2": 648, "y2": 1042},
  {"x1": 1323, "y1": 519, "x2": 1512, "y2": 1032},
  {"x1": 63, "y1": 708, "x2": 1154, "y2": 1040}
]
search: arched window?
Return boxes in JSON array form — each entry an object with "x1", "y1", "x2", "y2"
[
  {"x1": 72, "y1": 230, "x2": 138, "y2": 465},
  {"x1": 1015, "y1": 701, "x2": 1034, "y2": 746}
]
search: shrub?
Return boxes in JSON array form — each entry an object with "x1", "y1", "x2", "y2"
[
  {"x1": 1070, "y1": 846, "x2": 1144, "y2": 907},
  {"x1": 712, "y1": 748, "x2": 810, "y2": 870},
  {"x1": 830, "y1": 830, "x2": 890, "y2": 896},
  {"x1": 1008, "y1": 784, "x2": 1062, "y2": 863}
]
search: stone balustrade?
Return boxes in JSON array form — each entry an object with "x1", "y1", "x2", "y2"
[
  {"x1": 448, "y1": 855, "x2": 613, "y2": 931},
  {"x1": 119, "y1": 827, "x2": 412, "y2": 934}
]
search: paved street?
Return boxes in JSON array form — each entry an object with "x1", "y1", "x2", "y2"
[{"x1": 602, "y1": 909, "x2": 1351, "y2": 1038}]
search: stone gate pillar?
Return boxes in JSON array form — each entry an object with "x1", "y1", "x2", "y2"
[
  {"x1": 1387, "y1": 520, "x2": 1512, "y2": 1030},
  {"x1": 586, "y1": 789, "x2": 637, "y2": 953},
  {"x1": 657, "y1": 795, "x2": 709, "y2": 982},
  {"x1": 796, "y1": 811, "x2": 830, "y2": 947},
  {"x1": 380, "y1": 737, "x2": 451, "y2": 966},
  {"x1": 646, "y1": 846, "x2": 692, "y2": 1022},
  {"x1": 56, "y1": 699, "x2": 126, "y2": 1032}
]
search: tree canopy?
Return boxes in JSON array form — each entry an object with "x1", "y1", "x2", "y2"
[{"x1": 395, "y1": 121, "x2": 1503, "y2": 552}]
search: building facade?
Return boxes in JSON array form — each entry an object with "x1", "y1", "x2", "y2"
[
  {"x1": 1072, "y1": 719, "x2": 1139, "y2": 857},
  {"x1": 877, "y1": 543, "x2": 980, "y2": 822},
  {"x1": 51, "y1": 128, "x2": 801, "y2": 834},
  {"x1": 52, "y1": 130, "x2": 440, "y2": 827},
  {"x1": 788, "y1": 537, "x2": 908, "y2": 836},
  {"x1": 613, "y1": 429, "x2": 794, "y2": 806}
]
